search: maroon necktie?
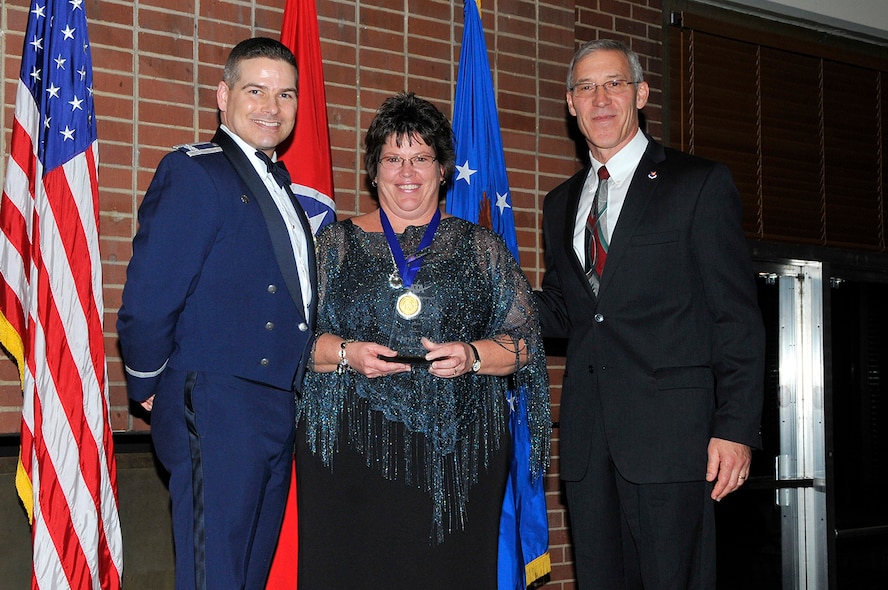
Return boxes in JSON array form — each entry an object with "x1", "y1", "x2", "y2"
[{"x1": 585, "y1": 165, "x2": 610, "y2": 283}]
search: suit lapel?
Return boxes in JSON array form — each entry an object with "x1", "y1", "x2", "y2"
[
  {"x1": 287, "y1": 183, "x2": 318, "y2": 325},
  {"x1": 597, "y1": 140, "x2": 666, "y2": 299},
  {"x1": 563, "y1": 166, "x2": 594, "y2": 290},
  {"x1": 213, "y1": 130, "x2": 311, "y2": 322}
]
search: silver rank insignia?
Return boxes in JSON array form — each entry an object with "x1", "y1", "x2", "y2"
[{"x1": 174, "y1": 142, "x2": 223, "y2": 157}]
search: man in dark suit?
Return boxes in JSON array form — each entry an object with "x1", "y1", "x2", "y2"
[
  {"x1": 536, "y1": 39, "x2": 764, "y2": 589},
  {"x1": 117, "y1": 37, "x2": 316, "y2": 590}
]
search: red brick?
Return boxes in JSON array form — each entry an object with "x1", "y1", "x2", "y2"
[
  {"x1": 0, "y1": 3, "x2": 676, "y2": 582},
  {"x1": 0, "y1": 409, "x2": 22, "y2": 434}
]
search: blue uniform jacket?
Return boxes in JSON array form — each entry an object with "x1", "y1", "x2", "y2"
[{"x1": 117, "y1": 129, "x2": 317, "y2": 402}]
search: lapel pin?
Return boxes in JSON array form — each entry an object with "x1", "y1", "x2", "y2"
[
  {"x1": 241, "y1": 195, "x2": 250, "y2": 204},
  {"x1": 648, "y1": 171, "x2": 658, "y2": 180}
]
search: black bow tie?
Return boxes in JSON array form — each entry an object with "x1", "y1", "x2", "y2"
[{"x1": 256, "y1": 151, "x2": 292, "y2": 190}]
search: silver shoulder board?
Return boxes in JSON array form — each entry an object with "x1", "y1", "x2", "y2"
[{"x1": 174, "y1": 142, "x2": 222, "y2": 157}]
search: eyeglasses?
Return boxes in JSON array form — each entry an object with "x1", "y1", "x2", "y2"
[
  {"x1": 569, "y1": 79, "x2": 638, "y2": 98},
  {"x1": 378, "y1": 155, "x2": 438, "y2": 170}
]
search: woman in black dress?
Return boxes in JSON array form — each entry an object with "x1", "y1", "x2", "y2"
[{"x1": 296, "y1": 93, "x2": 549, "y2": 589}]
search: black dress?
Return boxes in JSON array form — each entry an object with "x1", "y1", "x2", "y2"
[{"x1": 296, "y1": 218, "x2": 549, "y2": 589}]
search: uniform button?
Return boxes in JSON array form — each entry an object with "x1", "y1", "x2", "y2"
[
  {"x1": 297, "y1": 322, "x2": 308, "y2": 332},
  {"x1": 265, "y1": 322, "x2": 274, "y2": 330},
  {"x1": 267, "y1": 284, "x2": 277, "y2": 294},
  {"x1": 260, "y1": 358, "x2": 269, "y2": 366},
  {"x1": 594, "y1": 313, "x2": 604, "y2": 323},
  {"x1": 587, "y1": 365, "x2": 594, "y2": 374}
]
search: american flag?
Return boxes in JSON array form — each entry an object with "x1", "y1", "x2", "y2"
[{"x1": 0, "y1": 0, "x2": 123, "y2": 588}]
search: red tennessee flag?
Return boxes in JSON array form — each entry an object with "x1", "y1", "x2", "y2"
[
  {"x1": 0, "y1": 0, "x2": 123, "y2": 587},
  {"x1": 267, "y1": 0, "x2": 334, "y2": 586},
  {"x1": 278, "y1": 0, "x2": 336, "y2": 236}
]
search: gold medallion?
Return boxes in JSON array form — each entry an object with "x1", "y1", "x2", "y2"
[{"x1": 396, "y1": 291, "x2": 422, "y2": 319}]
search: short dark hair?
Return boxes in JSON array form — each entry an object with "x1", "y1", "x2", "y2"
[
  {"x1": 364, "y1": 93, "x2": 455, "y2": 188},
  {"x1": 223, "y1": 37, "x2": 298, "y2": 87}
]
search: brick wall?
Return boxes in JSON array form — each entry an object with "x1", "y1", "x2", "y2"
[{"x1": 0, "y1": 0, "x2": 663, "y2": 586}]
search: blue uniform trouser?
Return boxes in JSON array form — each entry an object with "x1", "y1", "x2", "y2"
[{"x1": 150, "y1": 368, "x2": 296, "y2": 590}]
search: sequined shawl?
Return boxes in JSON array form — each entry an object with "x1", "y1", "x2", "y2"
[{"x1": 299, "y1": 216, "x2": 550, "y2": 541}]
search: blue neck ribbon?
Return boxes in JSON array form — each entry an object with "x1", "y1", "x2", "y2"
[{"x1": 379, "y1": 207, "x2": 441, "y2": 288}]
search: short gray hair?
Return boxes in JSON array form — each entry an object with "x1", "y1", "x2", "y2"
[{"x1": 567, "y1": 39, "x2": 644, "y2": 90}]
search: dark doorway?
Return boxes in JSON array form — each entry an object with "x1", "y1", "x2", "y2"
[
  {"x1": 830, "y1": 279, "x2": 888, "y2": 590},
  {"x1": 715, "y1": 274, "x2": 782, "y2": 589},
  {"x1": 716, "y1": 272, "x2": 888, "y2": 589}
]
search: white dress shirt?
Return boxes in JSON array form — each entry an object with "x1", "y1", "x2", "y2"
[
  {"x1": 221, "y1": 125, "x2": 313, "y2": 318},
  {"x1": 573, "y1": 129, "x2": 649, "y2": 268}
]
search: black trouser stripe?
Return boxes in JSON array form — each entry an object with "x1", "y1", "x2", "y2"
[{"x1": 184, "y1": 371, "x2": 207, "y2": 590}]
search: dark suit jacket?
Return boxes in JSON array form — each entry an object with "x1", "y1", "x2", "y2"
[
  {"x1": 537, "y1": 137, "x2": 764, "y2": 484},
  {"x1": 118, "y1": 128, "x2": 317, "y2": 402}
]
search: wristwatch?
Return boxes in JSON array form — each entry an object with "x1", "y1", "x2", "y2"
[{"x1": 467, "y1": 342, "x2": 481, "y2": 373}]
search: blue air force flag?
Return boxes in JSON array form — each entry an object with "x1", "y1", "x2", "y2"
[
  {"x1": 447, "y1": 2, "x2": 550, "y2": 589},
  {"x1": 445, "y1": 0, "x2": 520, "y2": 262}
]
